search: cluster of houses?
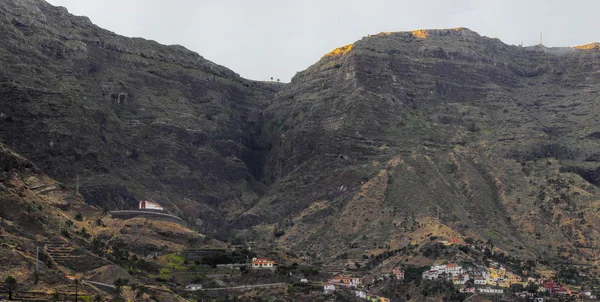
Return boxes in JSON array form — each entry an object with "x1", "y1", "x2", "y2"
[
  {"x1": 324, "y1": 275, "x2": 390, "y2": 302},
  {"x1": 541, "y1": 280, "x2": 596, "y2": 299},
  {"x1": 422, "y1": 262, "x2": 523, "y2": 289},
  {"x1": 421, "y1": 262, "x2": 598, "y2": 299}
]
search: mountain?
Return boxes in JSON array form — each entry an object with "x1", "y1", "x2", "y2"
[
  {"x1": 3, "y1": 0, "x2": 600, "y2": 281},
  {"x1": 239, "y1": 29, "x2": 600, "y2": 263},
  {"x1": 0, "y1": 0, "x2": 281, "y2": 235}
]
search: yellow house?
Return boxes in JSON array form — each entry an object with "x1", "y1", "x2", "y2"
[
  {"x1": 497, "y1": 280, "x2": 511, "y2": 288},
  {"x1": 508, "y1": 273, "x2": 522, "y2": 284}
]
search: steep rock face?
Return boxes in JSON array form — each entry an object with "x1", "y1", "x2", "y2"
[
  {"x1": 4, "y1": 0, "x2": 600, "y2": 266},
  {"x1": 239, "y1": 29, "x2": 600, "y2": 261},
  {"x1": 0, "y1": 0, "x2": 279, "y2": 232}
]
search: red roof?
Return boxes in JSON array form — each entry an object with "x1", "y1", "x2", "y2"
[{"x1": 252, "y1": 258, "x2": 276, "y2": 264}]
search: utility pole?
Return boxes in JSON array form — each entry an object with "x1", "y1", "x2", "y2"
[
  {"x1": 75, "y1": 174, "x2": 80, "y2": 195},
  {"x1": 36, "y1": 245, "x2": 39, "y2": 279}
]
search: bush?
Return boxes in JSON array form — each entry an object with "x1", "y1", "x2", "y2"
[{"x1": 75, "y1": 213, "x2": 83, "y2": 221}]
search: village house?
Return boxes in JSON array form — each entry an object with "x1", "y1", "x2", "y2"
[
  {"x1": 324, "y1": 284, "x2": 336, "y2": 294},
  {"x1": 422, "y1": 269, "x2": 440, "y2": 280},
  {"x1": 444, "y1": 263, "x2": 463, "y2": 276},
  {"x1": 543, "y1": 280, "x2": 565, "y2": 295},
  {"x1": 474, "y1": 275, "x2": 487, "y2": 285},
  {"x1": 507, "y1": 272, "x2": 522, "y2": 284},
  {"x1": 452, "y1": 273, "x2": 470, "y2": 285},
  {"x1": 251, "y1": 257, "x2": 277, "y2": 269},
  {"x1": 354, "y1": 290, "x2": 367, "y2": 299},
  {"x1": 367, "y1": 295, "x2": 390, "y2": 302},
  {"x1": 424, "y1": 263, "x2": 464, "y2": 280},
  {"x1": 329, "y1": 275, "x2": 362, "y2": 288},
  {"x1": 460, "y1": 287, "x2": 476, "y2": 293},
  {"x1": 139, "y1": 200, "x2": 163, "y2": 210},
  {"x1": 393, "y1": 269, "x2": 404, "y2": 280},
  {"x1": 478, "y1": 287, "x2": 504, "y2": 294},
  {"x1": 452, "y1": 275, "x2": 460, "y2": 284}
]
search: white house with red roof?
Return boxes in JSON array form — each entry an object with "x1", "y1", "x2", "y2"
[
  {"x1": 139, "y1": 200, "x2": 163, "y2": 211},
  {"x1": 329, "y1": 275, "x2": 362, "y2": 288},
  {"x1": 393, "y1": 269, "x2": 404, "y2": 280},
  {"x1": 474, "y1": 275, "x2": 487, "y2": 285},
  {"x1": 251, "y1": 257, "x2": 277, "y2": 269}
]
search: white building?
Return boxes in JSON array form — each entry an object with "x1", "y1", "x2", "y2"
[
  {"x1": 184, "y1": 284, "x2": 202, "y2": 291},
  {"x1": 474, "y1": 276, "x2": 487, "y2": 285},
  {"x1": 324, "y1": 284, "x2": 336, "y2": 294},
  {"x1": 423, "y1": 269, "x2": 440, "y2": 280},
  {"x1": 354, "y1": 290, "x2": 367, "y2": 298},
  {"x1": 139, "y1": 200, "x2": 163, "y2": 210},
  {"x1": 478, "y1": 288, "x2": 503, "y2": 294},
  {"x1": 251, "y1": 257, "x2": 277, "y2": 269},
  {"x1": 329, "y1": 275, "x2": 362, "y2": 288}
]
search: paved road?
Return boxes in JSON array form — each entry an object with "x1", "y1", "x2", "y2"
[
  {"x1": 200, "y1": 283, "x2": 286, "y2": 291},
  {"x1": 82, "y1": 280, "x2": 116, "y2": 289},
  {"x1": 109, "y1": 210, "x2": 183, "y2": 221}
]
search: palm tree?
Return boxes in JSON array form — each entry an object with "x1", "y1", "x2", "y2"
[
  {"x1": 73, "y1": 278, "x2": 80, "y2": 302},
  {"x1": 93, "y1": 293, "x2": 103, "y2": 302},
  {"x1": 4, "y1": 276, "x2": 17, "y2": 300},
  {"x1": 114, "y1": 284, "x2": 123, "y2": 297},
  {"x1": 130, "y1": 283, "x2": 146, "y2": 301},
  {"x1": 113, "y1": 278, "x2": 129, "y2": 297},
  {"x1": 50, "y1": 292, "x2": 62, "y2": 302}
]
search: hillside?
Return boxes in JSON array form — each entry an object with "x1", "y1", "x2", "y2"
[
  {"x1": 3, "y1": 0, "x2": 600, "y2": 296},
  {"x1": 237, "y1": 29, "x2": 600, "y2": 264},
  {"x1": 0, "y1": 0, "x2": 279, "y2": 235},
  {"x1": 0, "y1": 141, "x2": 227, "y2": 300}
]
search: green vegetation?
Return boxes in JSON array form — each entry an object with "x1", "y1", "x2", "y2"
[
  {"x1": 421, "y1": 279, "x2": 466, "y2": 301},
  {"x1": 5, "y1": 276, "x2": 17, "y2": 300}
]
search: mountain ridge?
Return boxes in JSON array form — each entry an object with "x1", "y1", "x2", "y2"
[{"x1": 2, "y1": 0, "x2": 600, "y2": 282}]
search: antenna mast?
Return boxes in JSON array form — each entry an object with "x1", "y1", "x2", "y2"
[{"x1": 540, "y1": 32, "x2": 543, "y2": 45}]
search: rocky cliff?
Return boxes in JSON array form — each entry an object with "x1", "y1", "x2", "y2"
[
  {"x1": 0, "y1": 0, "x2": 280, "y2": 234},
  {"x1": 239, "y1": 29, "x2": 600, "y2": 262}
]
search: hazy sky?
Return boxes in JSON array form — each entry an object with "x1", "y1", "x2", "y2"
[{"x1": 46, "y1": 0, "x2": 600, "y2": 82}]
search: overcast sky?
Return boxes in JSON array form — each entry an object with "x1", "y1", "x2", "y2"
[{"x1": 46, "y1": 0, "x2": 600, "y2": 82}]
